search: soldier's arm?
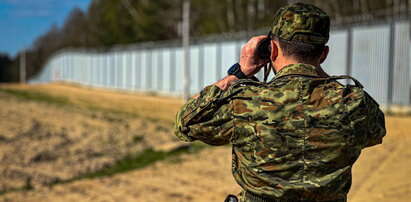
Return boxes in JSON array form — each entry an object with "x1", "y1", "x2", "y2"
[
  {"x1": 355, "y1": 92, "x2": 386, "y2": 149},
  {"x1": 174, "y1": 84, "x2": 235, "y2": 146},
  {"x1": 175, "y1": 36, "x2": 268, "y2": 145},
  {"x1": 363, "y1": 93, "x2": 386, "y2": 148}
]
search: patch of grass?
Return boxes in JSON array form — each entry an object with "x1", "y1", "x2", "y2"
[
  {"x1": 0, "y1": 88, "x2": 139, "y2": 120},
  {"x1": 0, "y1": 87, "x2": 175, "y2": 125},
  {"x1": 0, "y1": 88, "x2": 70, "y2": 107},
  {"x1": 0, "y1": 143, "x2": 208, "y2": 196},
  {"x1": 132, "y1": 135, "x2": 144, "y2": 143},
  {"x1": 155, "y1": 125, "x2": 171, "y2": 133},
  {"x1": 74, "y1": 143, "x2": 206, "y2": 180},
  {"x1": 58, "y1": 142, "x2": 207, "y2": 184},
  {"x1": 0, "y1": 87, "x2": 133, "y2": 115},
  {"x1": 0, "y1": 178, "x2": 33, "y2": 196}
]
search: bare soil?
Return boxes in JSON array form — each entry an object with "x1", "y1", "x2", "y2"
[
  {"x1": 0, "y1": 83, "x2": 182, "y2": 191},
  {"x1": 0, "y1": 83, "x2": 410, "y2": 202}
]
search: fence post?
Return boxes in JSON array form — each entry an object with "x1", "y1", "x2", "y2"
[
  {"x1": 182, "y1": 0, "x2": 191, "y2": 100},
  {"x1": 170, "y1": 49, "x2": 176, "y2": 93},
  {"x1": 199, "y1": 44, "x2": 205, "y2": 90},
  {"x1": 387, "y1": 21, "x2": 396, "y2": 108},
  {"x1": 123, "y1": 52, "x2": 126, "y2": 89},
  {"x1": 158, "y1": 49, "x2": 163, "y2": 92},
  {"x1": 137, "y1": 51, "x2": 141, "y2": 90},
  {"x1": 216, "y1": 43, "x2": 222, "y2": 80},
  {"x1": 346, "y1": 27, "x2": 353, "y2": 78},
  {"x1": 147, "y1": 49, "x2": 152, "y2": 90},
  {"x1": 20, "y1": 50, "x2": 26, "y2": 84}
]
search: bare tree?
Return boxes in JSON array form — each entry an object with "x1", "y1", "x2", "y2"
[
  {"x1": 287, "y1": 0, "x2": 300, "y2": 4},
  {"x1": 359, "y1": 0, "x2": 370, "y2": 15},
  {"x1": 121, "y1": 0, "x2": 140, "y2": 23}
]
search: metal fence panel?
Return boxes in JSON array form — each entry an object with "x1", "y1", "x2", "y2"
[
  {"x1": 162, "y1": 49, "x2": 172, "y2": 93},
  {"x1": 156, "y1": 49, "x2": 164, "y2": 92},
  {"x1": 220, "y1": 42, "x2": 237, "y2": 80},
  {"x1": 190, "y1": 45, "x2": 200, "y2": 94},
  {"x1": 323, "y1": 30, "x2": 348, "y2": 76},
  {"x1": 175, "y1": 48, "x2": 184, "y2": 94},
  {"x1": 121, "y1": 52, "x2": 127, "y2": 89},
  {"x1": 392, "y1": 22, "x2": 410, "y2": 105},
  {"x1": 140, "y1": 51, "x2": 148, "y2": 91},
  {"x1": 151, "y1": 49, "x2": 159, "y2": 91},
  {"x1": 351, "y1": 25, "x2": 390, "y2": 105},
  {"x1": 131, "y1": 51, "x2": 137, "y2": 90},
  {"x1": 29, "y1": 20, "x2": 411, "y2": 107},
  {"x1": 135, "y1": 51, "x2": 142, "y2": 90},
  {"x1": 203, "y1": 43, "x2": 218, "y2": 87}
]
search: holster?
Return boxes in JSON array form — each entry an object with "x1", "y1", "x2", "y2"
[
  {"x1": 243, "y1": 191, "x2": 347, "y2": 202},
  {"x1": 225, "y1": 194, "x2": 239, "y2": 202}
]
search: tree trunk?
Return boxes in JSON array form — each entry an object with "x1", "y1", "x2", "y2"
[
  {"x1": 254, "y1": 0, "x2": 259, "y2": 26},
  {"x1": 230, "y1": 0, "x2": 239, "y2": 32},
  {"x1": 240, "y1": 0, "x2": 249, "y2": 32},
  {"x1": 330, "y1": 0, "x2": 344, "y2": 25},
  {"x1": 223, "y1": 0, "x2": 233, "y2": 32}
]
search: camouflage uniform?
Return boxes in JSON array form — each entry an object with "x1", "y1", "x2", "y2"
[{"x1": 174, "y1": 3, "x2": 386, "y2": 202}]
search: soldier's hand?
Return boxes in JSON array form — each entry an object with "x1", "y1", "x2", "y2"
[{"x1": 239, "y1": 36, "x2": 271, "y2": 77}]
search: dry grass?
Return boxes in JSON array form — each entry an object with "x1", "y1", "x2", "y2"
[
  {"x1": 0, "y1": 83, "x2": 410, "y2": 202},
  {"x1": 0, "y1": 82, "x2": 183, "y2": 123},
  {"x1": 0, "y1": 83, "x2": 184, "y2": 193}
]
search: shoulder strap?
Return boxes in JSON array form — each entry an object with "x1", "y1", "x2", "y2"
[
  {"x1": 231, "y1": 78, "x2": 266, "y2": 88},
  {"x1": 275, "y1": 74, "x2": 364, "y2": 89},
  {"x1": 326, "y1": 75, "x2": 364, "y2": 88}
]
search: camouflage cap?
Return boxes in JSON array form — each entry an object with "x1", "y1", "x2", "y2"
[{"x1": 271, "y1": 3, "x2": 330, "y2": 45}]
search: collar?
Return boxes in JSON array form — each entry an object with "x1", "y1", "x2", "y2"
[{"x1": 274, "y1": 63, "x2": 322, "y2": 79}]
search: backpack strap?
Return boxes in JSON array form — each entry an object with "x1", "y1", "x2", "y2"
[
  {"x1": 325, "y1": 75, "x2": 364, "y2": 88},
  {"x1": 275, "y1": 74, "x2": 364, "y2": 89}
]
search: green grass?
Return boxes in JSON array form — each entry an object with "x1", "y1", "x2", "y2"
[
  {"x1": 0, "y1": 88, "x2": 130, "y2": 116},
  {"x1": 0, "y1": 143, "x2": 208, "y2": 196},
  {"x1": 57, "y1": 142, "x2": 207, "y2": 184},
  {"x1": 0, "y1": 88, "x2": 70, "y2": 107},
  {"x1": 0, "y1": 178, "x2": 33, "y2": 196},
  {"x1": 132, "y1": 136, "x2": 145, "y2": 143}
]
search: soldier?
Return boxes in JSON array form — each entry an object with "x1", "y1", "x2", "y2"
[{"x1": 175, "y1": 2, "x2": 386, "y2": 202}]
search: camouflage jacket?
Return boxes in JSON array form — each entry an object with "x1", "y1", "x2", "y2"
[{"x1": 174, "y1": 64, "x2": 386, "y2": 201}]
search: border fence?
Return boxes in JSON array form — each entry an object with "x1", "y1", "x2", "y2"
[{"x1": 30, "y1": 20, "x2": 411, "y2": 107}]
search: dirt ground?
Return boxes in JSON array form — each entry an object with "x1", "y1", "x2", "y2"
[
  {"x1": 0, "y1": 83, "x2": 183, "y2": 192},
  {"x1": 0, "y1": 83, "x2": 410, "y2": 202}
]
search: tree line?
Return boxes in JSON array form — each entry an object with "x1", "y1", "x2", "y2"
[{"x1": 0, "y1": 0, "x2": 409, "y2": 83}]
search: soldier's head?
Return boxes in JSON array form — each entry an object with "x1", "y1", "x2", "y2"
[{"x1": 269, "y1": 3, "x2": 330, "y2": 66}]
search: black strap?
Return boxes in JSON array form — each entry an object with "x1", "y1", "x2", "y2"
[
  {"x1": 274, "y1": 74, "x2": 364, "y2": 89},
  {"x1": 244, "y1": 191, "x2": 347, "y2": 202},
  {"x1": 263, "y1": 63, "x2": 272, "y2": 83},
  {"x1": 326, "y1": 75, "x2": 364, "y2": 88},
  {"x1": 245, "y1": 191, "x2": 280, "y2": 202}
]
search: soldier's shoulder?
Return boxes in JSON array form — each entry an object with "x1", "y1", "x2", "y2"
[
  {"x1": 227, "y1": 77, "x2": 302, "y2": 103},
  {"x1": 231, "y1": 78, "x2": 266, "y2": 88},
  {"x1": 229, "y1": 79, "x2": 276, "y2": 95},
  {"x1": 320, "y1": 77, "x2": 379, "y2": 113},
  {"x1": 362, "y1": 91, "x2": 379, "y2": 107}
]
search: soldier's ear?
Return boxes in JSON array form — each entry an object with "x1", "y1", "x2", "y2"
[
  {"x1": 319, "y1": 46, "x2": 329, "y2": 64},
  {"x1": 270, "y1": 40, "x2": 279, "y2": 62}
]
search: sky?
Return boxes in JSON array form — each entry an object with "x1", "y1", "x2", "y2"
[{"x1": 0, "y1": 0, "x2": 92, "y2": 57}]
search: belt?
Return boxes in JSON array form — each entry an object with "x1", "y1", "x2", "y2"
[{"x1": 244, "y1": 191, "x2": 347, "y2": 202}]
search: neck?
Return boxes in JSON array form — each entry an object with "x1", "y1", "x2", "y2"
[{"x1": 272, "y1": 57, "x2": 329, "y2": 77}]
